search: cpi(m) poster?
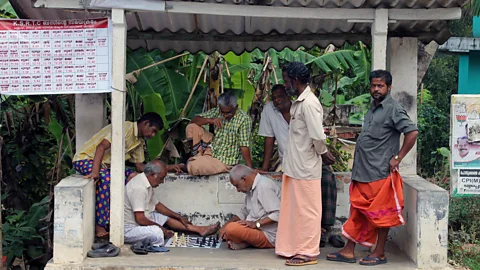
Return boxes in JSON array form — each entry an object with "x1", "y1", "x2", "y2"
[{"x1": 451, "y1": 95, "x2": 480, "y2": 196}]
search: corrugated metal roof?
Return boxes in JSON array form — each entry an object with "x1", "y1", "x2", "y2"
[
  {"x1": 11, "y1": 0, "x2": 468, "y2": 54},
  {"x1": 438, "y1": 37, "x2": 480, "y2": 53}
]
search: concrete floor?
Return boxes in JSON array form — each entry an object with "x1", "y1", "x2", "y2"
[{"x1": 46, "y1": 241, "x2": 419, "y2": 270}]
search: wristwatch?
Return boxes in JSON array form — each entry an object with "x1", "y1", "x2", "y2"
[
  {"x1": 256, "y1": 222, "x2": 261, "y2": 229},
  {"x1": 394, "y1": 155, "x2": 401, "y2": 161}
]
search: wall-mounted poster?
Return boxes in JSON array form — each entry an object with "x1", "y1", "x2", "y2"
[
  {"x1": 451, "y1": 95, "x2": 480, "y2": 197},
  {"x1": 0, "y1": 18, "x2": 112, "y2": 95}
]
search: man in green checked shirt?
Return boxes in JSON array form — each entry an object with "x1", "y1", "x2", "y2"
[{"x1": 184, "y1": 92, "x2": 253, "y2": 175}]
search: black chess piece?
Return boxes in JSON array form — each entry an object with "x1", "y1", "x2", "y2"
[{"x1": 196, "y1": 238, "x2": 199, "y2": 244}]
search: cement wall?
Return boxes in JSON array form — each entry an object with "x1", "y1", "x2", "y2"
[
  {"x1": 155, "y1": 173, "x2": 353, "y2": 231},
  {"x1": 53, "y1": 175, "x2": 95, "y2": 264},
  {"x1": 390, "y1": 175, "x2": 449, "y2": 269}
]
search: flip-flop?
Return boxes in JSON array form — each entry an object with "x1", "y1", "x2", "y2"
[
  {"x1": 329, "y1": 235, "x2": 346, "y2": 248},
  {"x1": 87, "y1": 243, "x2": 120, "y2": 258},
  {"x1": 285, "y1": 255, "x2": 318, "y2": 266},
  {"x1": 359, "y1": 256, "x2": 387, "y2": 266},
  {"x1": 130, "y1": 241, "x2": 149, "y2": 255},
  {"x1": 92, "y1": 241, "x2": 112, "y2": 250},
  {"x1": 326, "y1": 252, "x2": 356, "y2": 263},
  {"x1": 320, "y1": 235, "x2": 326, "y2": 247},
  {"x1": 147, "y1": 245, "x2": 170, "y2": 253}
]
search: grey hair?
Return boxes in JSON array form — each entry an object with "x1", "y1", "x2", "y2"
[
  {"x1": 229, "y1": 164, "x2": 254, "y2": 181},
  {"x1": 217, "y1": 92, "x2": 238, "y2": 108},
  {"x1": 144, "y1": 160, "x2": 164, "y2": 175}
]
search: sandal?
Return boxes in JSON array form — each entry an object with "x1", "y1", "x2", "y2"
[
  {"x1": 329, "y1": 235, "x2": 345, "y2": 248},
  {"x1": 87, "y1": 243, "x2": 120, "y2": 258},
  {"x1": 130, "y1": 241, "x2": 149, "y2": 255},
  {"x1": 359, "y1": 255, "x2": 387, "y2": 266},
  {"x1": 285, "y1": 255, "x2": 318, "y2": 266},
  {"x1": 326, "y1": 252, "x2": 356, "y2": 263}
]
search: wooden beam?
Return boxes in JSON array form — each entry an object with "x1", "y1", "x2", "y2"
[
  {"x1": 33, "y1": 0, "x2": 461, "y2": 21},
  {"x1": 389, "y1": 8, "x2": 462, "y2": 20}
]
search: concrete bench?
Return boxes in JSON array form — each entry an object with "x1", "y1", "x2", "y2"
[{"x1": 50, "y1": 172, "x2": 449, "y2": 269}]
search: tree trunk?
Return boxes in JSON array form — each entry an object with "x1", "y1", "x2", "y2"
[{"x1": 417, "y1": 41, "x2": 439, "y2": 88}]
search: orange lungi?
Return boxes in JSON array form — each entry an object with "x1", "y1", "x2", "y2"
[
  {"x1": 275, "y1": 174, "x2": 322, "y2": 258},
  {"x1": 185, "y1": 123, "x2": 229, "y2": 176},
  {"x1": 342, "y1": 171, "x2": 405, "y2": 247},
  {"x1": 224, "y1": 222, "x2": 274, "y2": 249}
]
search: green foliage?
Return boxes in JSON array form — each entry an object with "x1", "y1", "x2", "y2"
[
  {"x1": 250, "y1": 123, "x2": 266, "y2": 169},
  {"x1": 0, "y1": 0, "x2": 17, "y2": 18},
  {"x1": 224, "y1": 52, "x2": 258, "y2": 111},
  {"x1": 2, "y1": 196, "x2": 49, "y2": 268}
]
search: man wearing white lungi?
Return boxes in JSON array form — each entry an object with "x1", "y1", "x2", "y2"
[{"x1": 124, "y1": 160, "x2": 220, "y2": 246}]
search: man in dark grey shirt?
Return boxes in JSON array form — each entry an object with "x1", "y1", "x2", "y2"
[{"x1": 327, "y1": 70, "x2": 418, "y2": 266}]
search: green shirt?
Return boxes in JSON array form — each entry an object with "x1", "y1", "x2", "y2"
[
  {"x1": 199, "y1": 108, "x2": 252, "y2": 165},
  {"x1": 351, "y1": 94, "x2": 418, "y2": 183}
]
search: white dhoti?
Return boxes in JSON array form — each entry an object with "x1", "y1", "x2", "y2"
[{"x1": 124, "y1": 212, "x2": 170, "y2": 246}]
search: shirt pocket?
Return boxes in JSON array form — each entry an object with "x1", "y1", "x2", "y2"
[{"x1": 290, "y1": 118, "x2": 306, "y2": 135}]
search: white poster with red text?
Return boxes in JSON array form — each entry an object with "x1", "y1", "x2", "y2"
[{"x1": 0, "y1": 18, "x2": 112, "y2": 95}]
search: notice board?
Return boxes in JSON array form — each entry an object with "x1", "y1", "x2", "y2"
[{"x1": 0, "y1": 18, "x2": 112, "y2": 95}]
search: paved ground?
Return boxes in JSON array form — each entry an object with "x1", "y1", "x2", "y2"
[{"x1": 74, "y1": 241, "x2": 417, "y2": 270}]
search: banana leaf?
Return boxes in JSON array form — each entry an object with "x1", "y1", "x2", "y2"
[
  {"x1": 224, "y1": 52, "x2": 256, "y2": 111},
  {"x1": 142, "y1": 93, "x2": 168, "y2": 160},
  {"x1": 307, "y1": 50, "x2": 360, "y2": 74}
]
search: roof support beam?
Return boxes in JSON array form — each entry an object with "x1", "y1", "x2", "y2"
[
  {"x1": 33, "y1": 0, "x2": 461, "y2": 21},
  {"x1": 110, "y1": 8, "x2": 127, "y2": 247},
  {"x1": 371, "y1": 9, "x2": 388, "y2": 71}
]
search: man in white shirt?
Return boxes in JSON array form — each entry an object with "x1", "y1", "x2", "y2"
[
  {"x1": 218, "y1": 165, "x2": 281, "y2": 250},
  {"x1": 124, "y1": 160, "x2": 220, "y2": 246}
]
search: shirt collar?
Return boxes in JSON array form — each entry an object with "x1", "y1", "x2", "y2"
[
  {"x1": 137, "y1": 172, "x2": 152, "y2": 189},
  {"x1": 133, "y1": 122, "x2": 140, "y2": 138},
  {"x1": 251, "y1": 173, "x2": 262, "y2": 191},
  {"x1": 295, "y1": 86, "x2": 313, "y2": 102},
  {"x1": 372, "y1": 94, "x2": 393, "y2": 109}
]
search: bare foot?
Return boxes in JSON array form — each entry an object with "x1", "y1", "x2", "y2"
[
  {"x1": 95, "y1": 225, "x2": 109, "y2": 239},
  {"x1": 227, "y1": 241, "x2": 250, "y2": 250},
  {"x1": 198, "y1": 222, "x2": 220, "y2": 237}
]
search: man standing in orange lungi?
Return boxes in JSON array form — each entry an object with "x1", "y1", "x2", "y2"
[
  {"x1": 274, "y1": 62, "x2": 335, "y2": 266},
  {"x1": 327, "y1": 70, "x2": 418, "y2": 266}
]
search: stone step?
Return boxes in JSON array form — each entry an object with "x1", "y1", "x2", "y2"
[{"x1": 46, "y1": 242, "x2": 419, "y2": 270}]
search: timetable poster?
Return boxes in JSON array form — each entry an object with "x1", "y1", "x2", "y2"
[{"x1": 0, "y1": 18, "x2": 112, "y2": 95}]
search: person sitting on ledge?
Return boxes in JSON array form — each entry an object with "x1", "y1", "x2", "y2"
[
  {"x1": 72, "y1": 112, "x2": 164, "y2": 239},
  {"x1": 184, "y1": 91, "x2": 253, "y2": 175},
  {"x1": 217, "y1": 165, "x2": 281, "y2": 250},
  {"x1": 124, "y1": 160, "x2": 220, "y2": 246}
]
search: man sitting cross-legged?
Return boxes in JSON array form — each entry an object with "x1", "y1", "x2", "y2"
[
  {"x1": 217, "y1": 165, "x2": 281, "y2": 250},
  {"x1": 124, "y1": 160, "x2": 220, "y2": 246},
  {"x1": 185, "y1": 91, "x2": 253, "y2": 175}
]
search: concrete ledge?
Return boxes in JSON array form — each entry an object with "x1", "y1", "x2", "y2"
[
  {"x1": 53, "y1": 175, "x2": 95, "y2": 264},
  {"x1": 390, "y1": 174, "x2": 449, "y2": 269}
]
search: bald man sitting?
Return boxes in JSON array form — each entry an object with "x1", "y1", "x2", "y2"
[
  {"x1": 124, "y1": 160, "x2": 220, "y2": 246},
  {"x1": 218, "y1": 165, "x2": 281, "y2": 250}
]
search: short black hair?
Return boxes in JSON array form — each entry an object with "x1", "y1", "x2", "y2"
[
  {"x1": 284, "y1": 62, "x2": 310, "y2": 84},
  {"x1": 369, "y1": 70, "x2": 393, "y2": 86},
  {"x1": 138, "y1": 112, "x2": 164, "y2": 130},
  {"x1": 271, "y1": 84, "x2": 287, "y2": 95}
]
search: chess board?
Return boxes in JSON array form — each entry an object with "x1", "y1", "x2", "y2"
[{"x1": 165, "y1": 233, "x2": 222, "y2": 249}]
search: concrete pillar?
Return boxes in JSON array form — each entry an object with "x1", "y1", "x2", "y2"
[
  {"x1": 371, "y1": 9, "x2": 388, "y2": 70},
  {"x1": 53, "y1": 175, "x2": 95, "y2": 263},
  {"x1": 75, "y1": 94, "x2": 106, "y2": 152},
  {"x1": 110, "y1": 8, "x2": 127, "y2": 246},
  {"x1": 388, "y1": 37, "x2": 418, "y2": 175}
]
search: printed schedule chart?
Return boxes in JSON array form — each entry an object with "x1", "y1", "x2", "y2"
[{"x1": 0, "y1": 18, "x2": 112, "y2": 95}]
